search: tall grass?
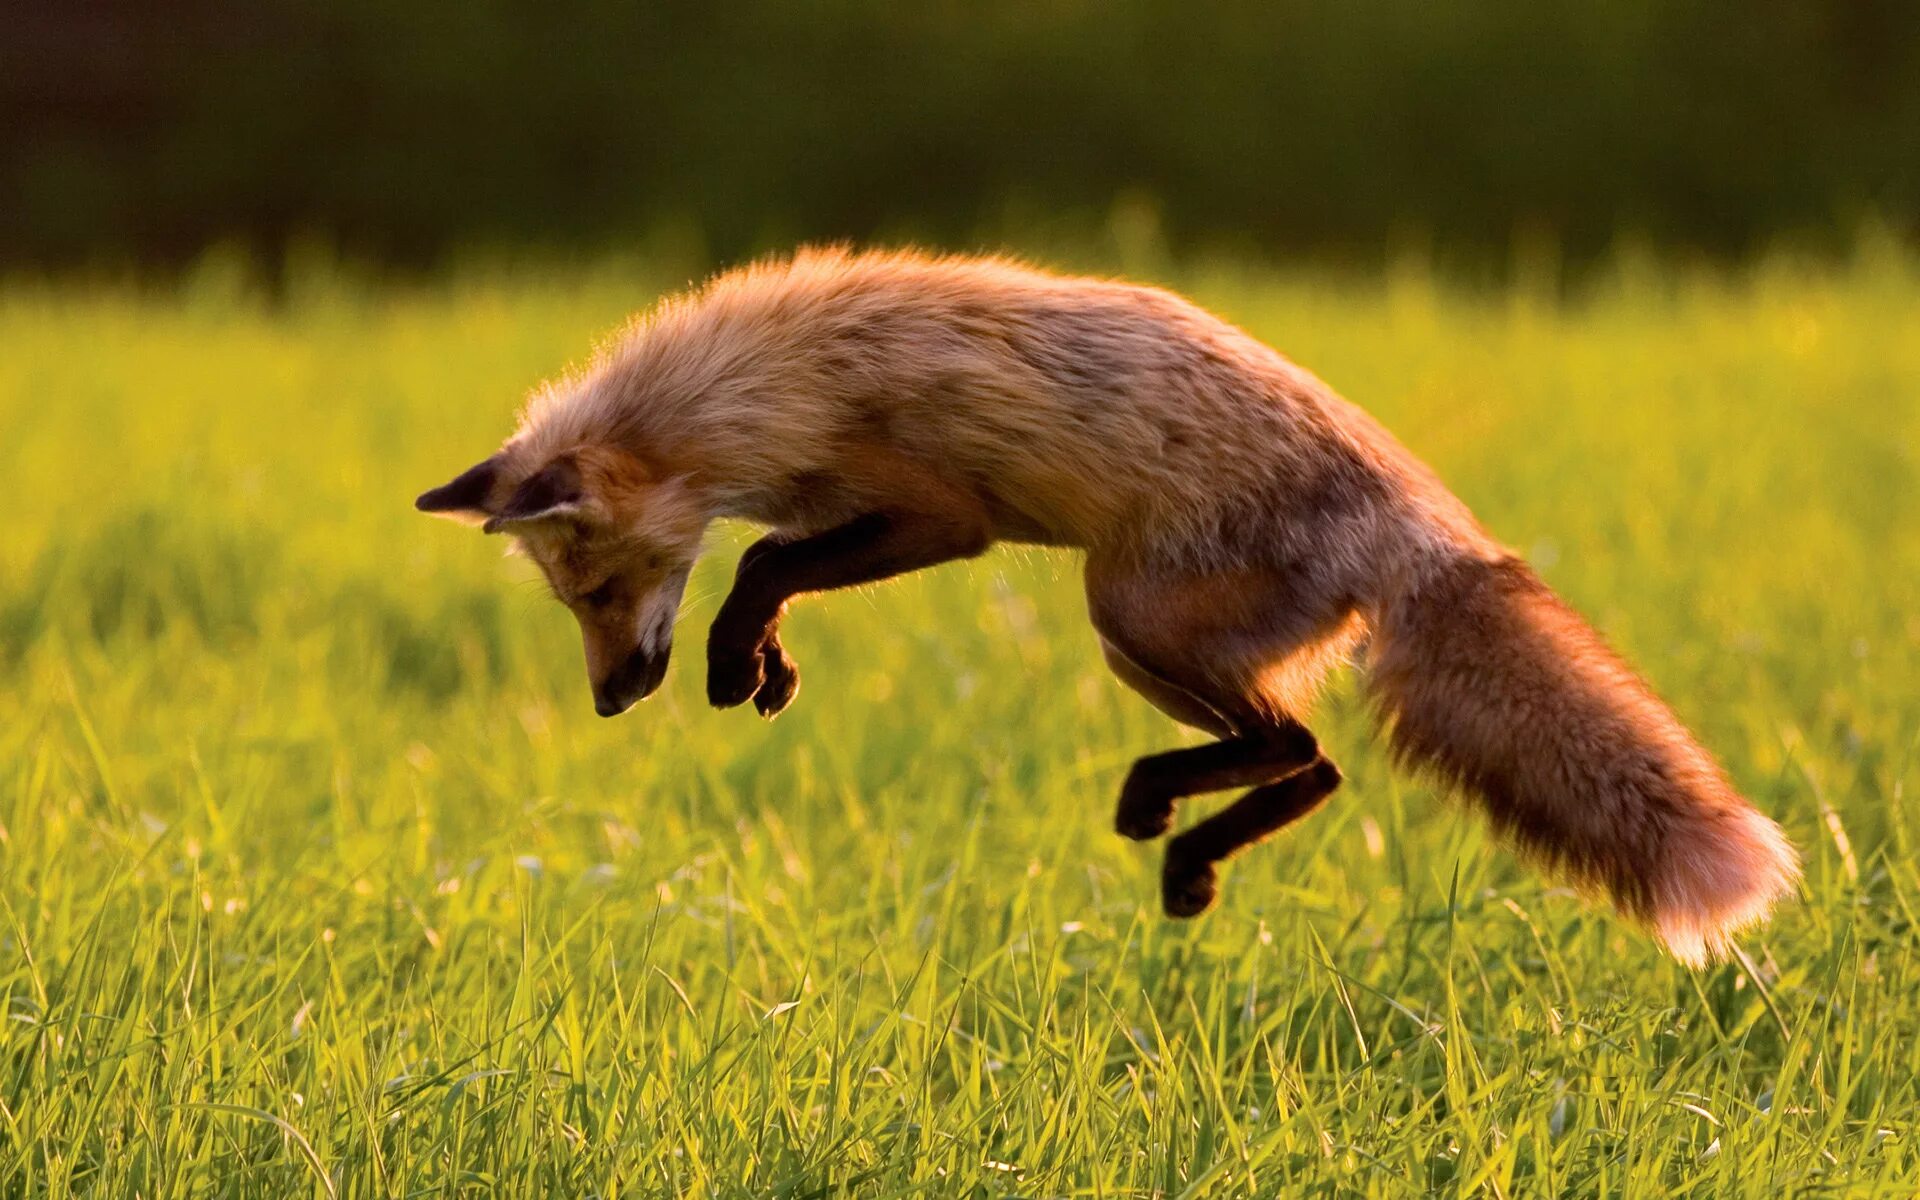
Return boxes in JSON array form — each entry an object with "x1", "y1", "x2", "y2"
[{"x1": 1, "y1": 247, "x2": 1916, "y2": 1196}]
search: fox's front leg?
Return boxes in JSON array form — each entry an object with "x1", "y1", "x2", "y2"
[
  {"x1": 709, "y1": 509, "x2": 991, "y2": 716},
  {"x1": 714, "y1": 537, "x2": 802, "y2": 718}
]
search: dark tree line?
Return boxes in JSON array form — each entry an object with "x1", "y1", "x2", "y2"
[{"x1": 5, "y1": 0, "x2": 1917, "y2": 270}]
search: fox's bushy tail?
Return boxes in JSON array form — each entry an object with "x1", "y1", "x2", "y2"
[{"x1": 1366, "y1": 554, "x2": 1797, "y2": 965}]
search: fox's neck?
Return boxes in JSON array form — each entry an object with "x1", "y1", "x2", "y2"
[{"x1": 575, "y1": 392, "x2": 799, "y2": 535}]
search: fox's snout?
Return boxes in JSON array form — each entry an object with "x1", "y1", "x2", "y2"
[
  {"x1": 593, "y1": 643, "x2": 670, "y2": 717},
  {"x1": 585, "y1": 571, "x2": 690, "y2": 716}
]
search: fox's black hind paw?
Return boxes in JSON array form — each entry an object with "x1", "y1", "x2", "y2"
[
  {"x1": 1115, "y1": 768, "x2": 1176, "y2": 840},
  {"x1": 1161, "y1": 845, "x2": 1219, "y2": 918}
]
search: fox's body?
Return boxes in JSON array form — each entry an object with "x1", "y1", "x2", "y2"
[
  {"x1": 518, "y1": 252, "x2": 1480, "y2": 567},
  {"x1": 419, "y1": 248, "x2": 1797, "y2": 965}
]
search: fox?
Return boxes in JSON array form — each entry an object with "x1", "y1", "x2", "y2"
[{"x1": 416, "y1": 247, "x2": 1798, "y2": 965}]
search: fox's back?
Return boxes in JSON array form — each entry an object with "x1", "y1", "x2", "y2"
[{"x1": 590, "y1": 249, "x2": 1483, "y2": 564}]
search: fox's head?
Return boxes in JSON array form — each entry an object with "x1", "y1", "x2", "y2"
[{"x1": 416, "y1": 444, "x2": 706, "y2": 716}]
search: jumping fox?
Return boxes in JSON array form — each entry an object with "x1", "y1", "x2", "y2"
[{"x1": 417, "y1": 248, "x2": 1797, "y2": 964}]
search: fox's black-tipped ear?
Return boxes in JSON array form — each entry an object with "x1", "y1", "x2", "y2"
[
  {"x1": 481, "y1": 454, "x2": 585, "y2": 534},
  {"x1": 416, "y1": 456, "x2": 502, "y2": 522}
]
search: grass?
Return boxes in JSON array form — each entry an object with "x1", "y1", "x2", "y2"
[{"x1": 1, "y1": 245, "x2": 1916, "y2": 1197}]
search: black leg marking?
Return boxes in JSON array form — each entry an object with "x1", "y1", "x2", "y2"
[
  {"x1": 1161, "y1": 758, "x2": 1343, "y2": 917},
  {"x1": 708, "y1": 513, "x2": 989, "y2": 711},
  {"x1": 753, "y1": 637, "x2": 800, "y2": 719},
  {"x1": 1115, "y1": 723, "x2": 1319, "y2": 840}
]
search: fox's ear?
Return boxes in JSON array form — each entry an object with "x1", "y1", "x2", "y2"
[
  {"x1": 415, "y1": 456, "x2": 503, "y2": 524},
  {"x1": 481, "y1": 454, "x2": 587, "y2": 535}
]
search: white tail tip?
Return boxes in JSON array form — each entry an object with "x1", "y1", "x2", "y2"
[{"x1": 1652, "y1": 806, "x2": 1800, "y2": 968}]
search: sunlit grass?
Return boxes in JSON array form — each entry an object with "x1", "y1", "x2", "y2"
[{"x1": 1, "y1": 246, "x2": 1916, "y2": 1196}]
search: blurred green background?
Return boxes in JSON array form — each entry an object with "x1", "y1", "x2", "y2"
[
  {"x1": 8, "y1": 0, "x2": 1920, "y2": 273},
  {"x1": 8, "y1": 7, "x2": 1920, "y2": 1195}
]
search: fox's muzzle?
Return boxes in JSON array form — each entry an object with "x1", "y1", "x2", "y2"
[{"x1": 594, "y1": 644, "x2": 670, "y2": 717}]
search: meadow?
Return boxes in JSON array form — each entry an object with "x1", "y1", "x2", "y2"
[{"x1": 1, "y1": 245, "x2": 1916, "y2": 1197}]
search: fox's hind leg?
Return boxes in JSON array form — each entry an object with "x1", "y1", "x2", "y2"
[
  {"x1": 1087, "y1": 556, "x2": 1356, "y2": 916},
  {"x1": 1099, "y1": 643, "x2": 1318, "y2": 839},
  {"x1": 1158, "y1": 760, "x2": 1343, "y2": 915}
]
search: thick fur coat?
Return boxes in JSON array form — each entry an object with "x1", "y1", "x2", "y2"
[{"x1": 420, "y1": 248, "x2": 1798, "y2": 963}]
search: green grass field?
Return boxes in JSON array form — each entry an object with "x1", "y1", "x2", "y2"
[{"x1": 2, "y1": 248, "x2": 1917, "y2": 1197}]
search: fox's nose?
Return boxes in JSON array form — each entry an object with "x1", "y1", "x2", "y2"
[{"x1": 593, "y1": 646, "x2": 669, "y2": 717}]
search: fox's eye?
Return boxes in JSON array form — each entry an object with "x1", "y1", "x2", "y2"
[{"x1": 580, "y1": 580, "x2": 617, "y2": 608}]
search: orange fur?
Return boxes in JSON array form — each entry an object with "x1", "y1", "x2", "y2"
[
  {"x1": 1367, "y1": 557, "x2": 1798, "y2": 965},
  {"x1": 419, "y1": 247, "x2": 1799, "y2": 961}
]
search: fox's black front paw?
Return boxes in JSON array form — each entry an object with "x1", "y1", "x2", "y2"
[
  {"x1": 1161, "y1": 842, "x2": 1219, "y2": 918},
  {"x1": 752, "y1": 640, "x2": 800, "y2": 719},
  {"x1": 707, "y1": 638, "x2": 766, "y2": 709}
]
